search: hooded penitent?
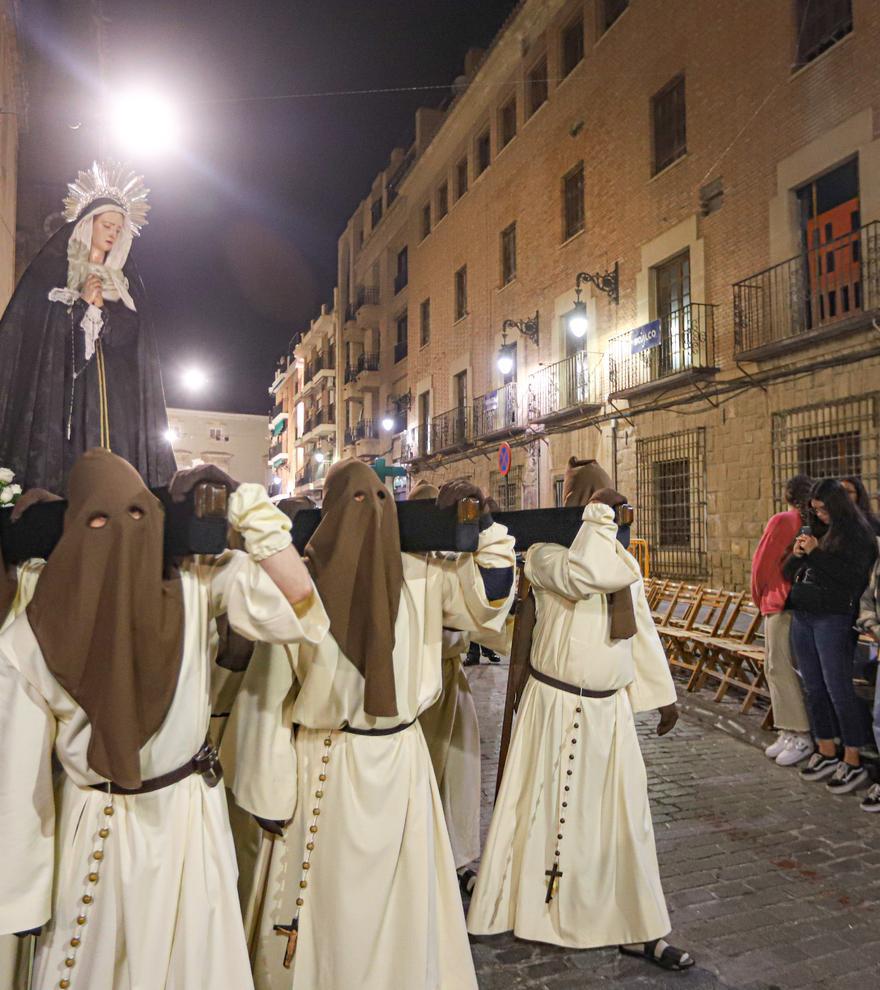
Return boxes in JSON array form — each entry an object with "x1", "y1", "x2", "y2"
[
  {"x1": 304, "y1": 459, "x2": 402, "y2": 717},
  {"x1": 0, "y1": 168, "x2": 176, "y2": 494},
  {"x1": 26, "y1": 448, "x2": 184, "y2": 789},
  {"x1": 564, "y1": 463, "x2": 637, "y2": 641},
  {"x1": 408, "y1": 479, "x2": 439, "y2": 501}
]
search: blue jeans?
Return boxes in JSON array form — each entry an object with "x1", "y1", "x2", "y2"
[{"x1": 790, "y1": 611, "x2": 871, "y2": 748}]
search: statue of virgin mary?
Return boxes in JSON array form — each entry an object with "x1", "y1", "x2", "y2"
[{"x1": 0, "y1": 162, "x2": 176, "y2": 493}]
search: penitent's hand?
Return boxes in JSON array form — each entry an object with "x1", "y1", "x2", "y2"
[
  {"x1": 656, "y1": 703, "x2": 679, "y2": 736},
  {"x1": 437, "y1": 479, "x2": 487, "y2": 513},
  {"x1": 10, "y1": 488, "x2": 63, "y2": 523},
  {"x1": 169, "y1": 464, "x2": 240, "y2": 503}
]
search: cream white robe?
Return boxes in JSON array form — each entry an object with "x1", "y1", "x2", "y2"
[
  {"x1": 0, "y1": 560, "x2": 45, "y2": 990},
  {"x1": 236, "y1": 523, "x2": 516, "y2": 990},
  {"x1": 467, "y1": 504, "x2": 677, "y2": 949},
  {"x1": 0, "y1": 550, "x2": 328, "y2": 990}
]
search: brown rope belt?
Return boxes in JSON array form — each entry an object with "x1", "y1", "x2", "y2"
[
  {"x1": 528, "y1": 664, "x2": 619, "y2": 699},
  {"x1": 88, "y1": 739, "x2": 222, "y2": 795}
]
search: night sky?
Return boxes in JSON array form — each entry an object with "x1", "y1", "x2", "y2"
[{"x1": 18, "y1": 1, "x2": 519, "y2": 414}]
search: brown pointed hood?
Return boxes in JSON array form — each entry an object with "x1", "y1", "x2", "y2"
[
  {"x1": 408, "y1": 479, "x2": 439, "y2": 501},
  {"x1": 27, "y1": 448, "x2": 184, "y2": 788},
  {"x1": 304, "y1": 459, "x2": 402, "y2": 717},
  {"x1": 563, "y1": 461, "x2": 637, "y2": 642}
]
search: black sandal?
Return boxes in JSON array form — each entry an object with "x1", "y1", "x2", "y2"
[{"x1": 620, "y1": 938, "x2": 695, "y2": 971}]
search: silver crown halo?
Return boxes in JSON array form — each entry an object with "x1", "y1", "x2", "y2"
[{"x1": 62, "y1": 161, "x2": 151, "y2": 236}]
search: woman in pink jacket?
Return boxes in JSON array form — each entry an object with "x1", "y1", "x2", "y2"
[{"x1": 751, "y1": 475, "x2": 814, "y2": 767}]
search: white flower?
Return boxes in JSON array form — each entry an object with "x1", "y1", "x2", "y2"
[
  {"x1": 0, "y1": 467, "x2": 14, "y2": 484},
  {"x1": 0, "y1": 487, "x2": 13, "y2": 504},
  {"x1": 9, "y1": 484, "x2": 21, "y2": 496}
]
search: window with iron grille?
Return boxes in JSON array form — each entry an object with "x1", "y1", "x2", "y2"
[
  {"x1": 795, "y1": 0, "x2": 852, "y2": 66},
  {"x1": 652, "y1": 75, "x2": 686, "y2": 175},
  {"x1": 527, "y1": 56, "x2": 548, "y2": 117},
  {"x1": 490, "y1": 465, "x2": 524, "y2": 510},
  {"x1": 421, "y1": 203, "x2": 431, "y2": 240},
  {"x1": 636, "y1": 428, "x2": 707, "y2": 578},
  {"x1": 561, "y1": 14, "x2": 584, "y2": 77},
  {"x1": 500, "y1": 222, "x2": 517, "y2": 286},
  {"x1": 602, "y1": 0, "x2": 629, "y2": 31},
  {"x1": 562, "y1": 162, "x2": 585, "y2": 241},
  {"x1": 499, "y1": 97, "x2": 517, "y2": 149},
  {"x1": 772, "y1": 394, "x2": 880, "y2": 510},
  {"x1": 456, "y1": 158, "x2": 469, "y2": 199},
  {"x1": 420, "y1": 298, "x2": 431, "y2": 347},
  {"x1": 437, "y1": 182, "x2": 449, "y2": 220},
  {"x1": 455, "y1": 265, "x2": 468, "y2": 321},
  {"x1": 476, "y1": 129, "x2": 491, "y2": 176}
]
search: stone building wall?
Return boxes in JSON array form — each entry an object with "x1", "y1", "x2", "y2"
[{"x1": 329, "y1": 0, "x2": 880, "y2": 590}]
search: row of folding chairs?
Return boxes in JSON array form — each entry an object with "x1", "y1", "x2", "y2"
[{"x1": 643, "y1": 578, "x2": 773, "y2": 729}]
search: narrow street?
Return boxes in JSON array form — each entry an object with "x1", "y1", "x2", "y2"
[{"x1": 468, "y1": 662, "x2": 880, "y2": 990}]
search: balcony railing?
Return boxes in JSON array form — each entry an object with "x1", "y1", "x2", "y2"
[
  {"x1": 355, "y1": 419, "x2": 380, "y2": 441},
  {"x1": 386, "y1": 148, "x2": 416, "y2": 207},
  {"x1": 269, "y1": 437, "x2": 284, "y2": 460},
  {"x1": 733, "y1": 221, "x2": 880, "y2": 356},
  {"x1": 344, "y1": 365, "x2": 356, "y2": 384},
  {"x1": 607, "y1": 303, "x2": 717, "y2": 395},
  {"x1": 356, "y1": 351, "x2": 380, "y2": 375},
  {"x1": 356, "y1": 285, "x2": 380, "y2": 309},
  {"x1": 344, "y1": 427, "x2": 356, "y2": 447},
  {"x1": 527, "y1": 351, "x2": 601, "y2": 421},
  {"x1": 473, "y1": 382, "x2": 521, "y2": 439},
  {"x1": 431, "y1": 406, "x2": 471, "y2": 453},
  {"x1": 394, "y1": 340, "x2": 408, "y2": 363}
]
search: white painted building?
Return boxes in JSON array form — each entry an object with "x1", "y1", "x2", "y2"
[{"x1": 166, "y1": 407, "x2": 270, "y2": 487}]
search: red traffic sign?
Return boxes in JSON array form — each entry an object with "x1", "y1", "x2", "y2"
[{"x1": 498, "y1": 442, "x2": 512, "y2": 476}]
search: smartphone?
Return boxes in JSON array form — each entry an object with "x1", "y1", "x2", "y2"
[{"x1": 799, "y1": 525, "x2": 812, "y2": 537}]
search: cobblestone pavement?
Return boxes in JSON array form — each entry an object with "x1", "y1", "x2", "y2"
[{"x1": 466, "y1": 661, "x2": 880, "y2": 990}]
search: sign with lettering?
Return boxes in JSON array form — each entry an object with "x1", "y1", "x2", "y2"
[{"x1": 630, "y1": 320, "x2": 662, "y2": 355}]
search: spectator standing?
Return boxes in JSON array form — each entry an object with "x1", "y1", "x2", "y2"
[
  {"x1": 785, "y1": 479, "x2": 877, "y2": 793},
  {"x1": 841, "y1": 476, "x2": 880, "y2": 534},
  {"x1": 752, "y1": 476, "x2": 815, "y2": 766},
  {"x1": 856, "y1": 553, "x2": 880, "y2": 812}
]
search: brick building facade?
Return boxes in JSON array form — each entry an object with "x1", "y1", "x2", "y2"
[{"x1": 290, "y1": 0, "x2": 880, "y2": 589}]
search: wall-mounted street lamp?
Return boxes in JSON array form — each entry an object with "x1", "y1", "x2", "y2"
[
  {"x1": 497, "y1": 311, "x2": 539, "y2": 374},
  {"x1": 568, "y1": 263, "x2": 619, "y2": 338}
]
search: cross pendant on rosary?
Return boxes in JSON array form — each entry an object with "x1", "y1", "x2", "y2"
[
  {"x1": 273, "y1": 920, "x2": 299, "y2": 969},
  {"x1": 545, "y1": 862, "x2": 563, "y2": 903}
]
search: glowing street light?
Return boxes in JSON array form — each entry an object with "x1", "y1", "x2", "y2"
[
  {"x1": 181, "y1": 367, "x2": 208, "y2": 391},
  {"x1": 381, "y1": 415, "x2": 395, "y2": 432},
  {"x1": 164, "y1": 427, "x2": 178, "y2": 444},
  {"x1": 110, "y1": 88, "x2": 181, "y2": 156},
  {"x1": 313, "y1": 451, "x2": 325, "y2": 464},
  {"x1": 568, "y1": 301, "x2": 589, "y2": 339}
]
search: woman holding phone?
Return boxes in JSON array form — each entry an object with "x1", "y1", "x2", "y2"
[{"x1": 784, "y1": 479, "x2": 877, "y2": 793}]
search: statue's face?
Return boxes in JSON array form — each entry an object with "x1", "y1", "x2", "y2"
[{"x1": 90, "y1": 211, "x2": 125, "y2": 256}]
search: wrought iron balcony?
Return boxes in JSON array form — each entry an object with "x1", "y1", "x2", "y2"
[
  {"x1": 607, "y1": 303, "x2": 717, "y2": 397},
  {"x1": 431, "y1": 406, "x2": 471, "y2": 453},
  {"x1": 269, "y1": 436, "x2": 284, "y2": 460},
  {"x1": 356, "y1": 285, "x2": 380, "y2": 310},
  {"x1": 733, "y1": 221, "x2": 880, "y2": 358},
  {"x1": 473, "y1": 382, "x2": 522, "y2": 440},
  {"x1": 356, "y1": 351, "x2": 380, "y2": 375},
  {"x1": 527, "y1": 352, "x2": 601, "y2": 422},
  {"x1": 355, "y1": 419, "x2": 380, "y2": 441},
  {"x1": 344, "y1": 365, "x2": 356, "y2": 384},
  {"x1": 394, "y1": 340, "x2": 408, "y2": 363}
]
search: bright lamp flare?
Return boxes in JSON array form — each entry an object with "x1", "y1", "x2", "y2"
[
  {"x1": 111, "y1": 89, "x2": 181, "y2": 155},
  {"x1": 381, "y1": 416, "x2": 395, "y2": 431},
  {"x1": 314, "y1": 451, "x2": 325, "y2": 464},
  {"x1": 497, "y1": 352, "x2": 515, "y2": 376},
  {"x1": 164, "y1": 428, "x2": 177, "y2": 444},
  {"x1": 568, "y1": 301, "x2": 588, "y2": 338},
  {"x1": 181, "y1": 367, "x2": 207, "y2": 391}
]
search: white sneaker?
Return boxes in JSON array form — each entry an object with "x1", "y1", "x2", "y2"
[
  {"x1": 775, "y1": 733, "x2": 814, "y2": 767},
  {"x1": 765, "y1": 731, "x2": 789, "y2": 760}
]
